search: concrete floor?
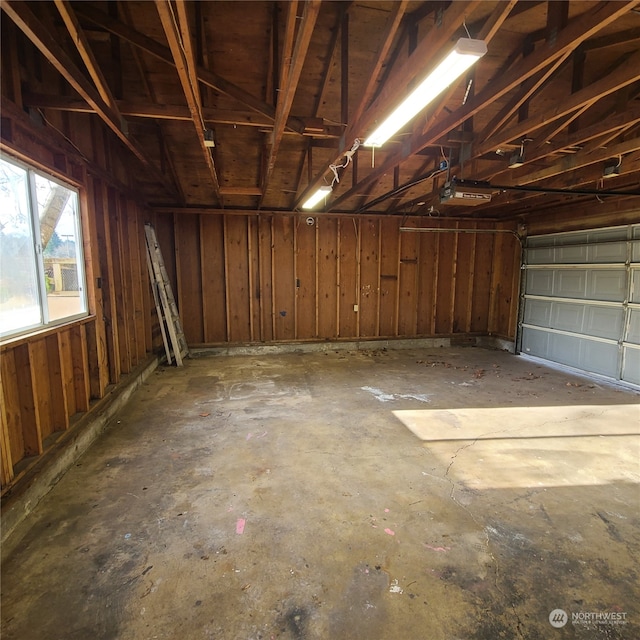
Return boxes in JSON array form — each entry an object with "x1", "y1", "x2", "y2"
[{"x1": 2, "y1": 345, "x2": 639, "y2": 640}]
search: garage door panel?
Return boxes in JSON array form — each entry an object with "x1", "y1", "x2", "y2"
[
  {"x1": 584, "y1": 306, "x2": 624, "y2": 340},
  {"x1": 521, "y1": 224, "x2": 639, "y2": 385},
  {"x1": 521, "y1": 327, "x2": 550, "y2": 358},
  {"x1": 631, "y1": 269, "x2": 640, "y2": 303},
  {"x1": 580, "y1": 340, "x2": 618, "y2": 378},
  {"x1": 589, "y1": 241, "x2": 627, "y2": 263},
  {"x1": 526, "y1": 270, "x2": 554, "y2": 295},
  {"x1": 527, "y1": 247, "x2": 554, "y2": 264},
  {"x1": 549, "y1": 333, "x2": 581, "y2": 368},
  {"x1": 557, "y1": 245, "x2": 587, "y2": 263},
  {"x1": 550, "y1": 302, "x2": 584, "y2": 331},
  {"x1": 626, "y1": 309, "x2": 640, "y2": 345},
  {"x1": 524, "y1": 299, "x2": 551, "y2": 326},
  {"x1": 587, "y1": 270, "x2": 626, "y2": 302},
  {"x1": 556, "y1": 270, "x2": 587, "y2": 298},
  {"x1": 622, "y1": 348, "x2": 640, "y2": 385}
]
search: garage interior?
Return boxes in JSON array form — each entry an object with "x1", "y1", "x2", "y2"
[{"x1": 1, "y1": 1, "x2": 639, "y2": 639}]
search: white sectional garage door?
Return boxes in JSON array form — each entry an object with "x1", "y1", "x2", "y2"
[{"x1": 520, "y1": 224, "x2": 640, "y2": 385}]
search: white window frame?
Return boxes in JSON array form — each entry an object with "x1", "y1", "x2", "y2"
[{"x1": 0, "y1": 154, "x2": 88, "y2": 339}]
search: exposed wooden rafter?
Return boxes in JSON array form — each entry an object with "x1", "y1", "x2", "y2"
[
  {"x1": 327, "y1": 0, "x2": 639, "y2": 212},
  {"x1": 296, "y1": 0, "x2": 480, "y2": 209},
  {"x1": 74, "y1": 4, "x2": 306, "y2": 134},
  {"x1": 154, "y1": 0, "x2": 222, "y2": 205},
  {"x1": 260, "y1": 0, "x2": 321, "y2": 203},
  {"x1": 1, "y1": 0, "x2": 168, "y2": 184}
]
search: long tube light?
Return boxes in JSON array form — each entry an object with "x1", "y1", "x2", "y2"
[
  {"x1": 363, "y1": 38, "x2": 487, "y2": 148},
  {"x1": 301, "y1": 185, "x2": 332, "y2": 209}
]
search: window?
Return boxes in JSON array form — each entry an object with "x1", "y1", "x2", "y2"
[{"x1": 0, "y1": 155, "x2": 87, "y2": 337}]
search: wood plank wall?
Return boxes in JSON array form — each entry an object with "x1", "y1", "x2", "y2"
[
  {"x1": 0, "y1": 101, "x2": 156, "y2": 492},
  {"x1": 159, "y1": 213, "x2": 522, "y2": 346}
]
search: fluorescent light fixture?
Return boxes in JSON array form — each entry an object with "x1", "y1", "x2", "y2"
[
  {"x1": 301, "y1": 185, "x2": 332, "y2": 209},
  {"x1": 363, "y1": 38, "x2": 487, "y2": 148}
]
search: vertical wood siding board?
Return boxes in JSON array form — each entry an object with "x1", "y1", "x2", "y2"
[
  {"x1": 470, "y1": 225, "x2": 493, "y2": 333},
  {"x1": 294, "y1": 217, "x2": 299, "y2": 340},
  {"x1": 176, "y1": 214, "x2": 204, "y2": 344},
  {"x1": 359, "y1": 219, "x2": 378, "y2": 337},
  {"x1": 126, "y1": 200, "x2": 145, "y2": 363},
  {"x1": 436, "y1": 232, "x2": 457, "y2": 334},
  {"x1": 487, "y1": 231, "x2": 501, "y2": 335},
  {"x1": 80, "y1": 177, "x2": 99, "y2": 318},
  {"x1": 121, "y1": 199, "x2": 138, "y2": 367},
  {"x1": 415, "y1": 227, "x2": 437, "y2": 335},
  {"x1": 411, "y1": 226, "x2": 421, "y2": 336},
  {"x1": 314, "y1": 219, "x2": 320, "y2": 337},
  {"x1": 378, "y1": 218, "x2": 398, "y2": 337},
  {"x1": 70, "y1": 323, "x2": 90, "y2": 412},
  {"x1": 338, "y1": 218, "x2": 358, "y2": 338},
  {"x1": 29, "y1": 340, "x2": 53, "y2": 441},
  {"x1": 431, "y1": 230, "x2": 440, "y2": 334},
  {"x1": 84, "y1": 318, "x2": 102, "y2": 399},
  {"x1": 56, "y1": 331, "x2": 75, "y2": 424},
  {"x1": 257, "y1": 216, "x2": 265, "y2": 342},
  {"x1": 225, "y1": 216, "x2": 251, "y2": 343},
  {"x1": 336, "y1": 219, "x2": 342, "y2": 337},
  {"x1": 200, "y1": 215, "x2": 227, "y2": 343},
  {"x1": 199, "y1": 215, "x2": 208, "y2": 342},
  {"x1": 280, "y1": 216, "x2": 296, "y2": 340},
  {"x1": 270, "y1": 217, "x2": 277, "y2": 340},
  {"x1": 139, "y1": 209, "x2": 153, "y2": 353},
  {"x1": 21, "y1": 344, "x2": 44, "y2": 455},
  {"x1": 397, "y1": 230, "x2": 416, "y2": 336},
  {"x1": 450, "y1": 224, "x2": 460, "y2": 333},
  {"x1": 376, "y1": 219, "x2": 382, "y2": 337},
  {"x1": 356, "y1": 219, "x2": 362, "y2": 338},
  {"x1": 107, "y1": 188, "x2": 130, "y2": 374},
  {"x1": 248, "y1": 216, "x2": 256, "y2": 342},
  {"x1": 251, "y1": 217, "x2": 261, "y2": 342},
  {"x1": 0, "y1": 370, "x2": 15, "y2": 486},
  {"x1": 94, "y1": 179, "x2": 119, "y2": 383},
  {"x1": 453, "y1": 222, "x2": 474, "y2": 334},
  {"x1": 124, "y1": 201, "x2": 137, "y2": 365},
  {"x1": 46, "y1": 333, "x2": 69, "y2": 431},
  {"x1": 1, "y1": 350, "x2": 25, "y2": 467},
  {"x1": 295, "y1": 217, "x2": 315, "y2": 339},
  {"x1": 317, "y1": 218, "x2": 338, "y2": 338},
  {"x1": 466, "y1": 225, "x2": 478, "y2": 332},
  {"x1": 394, "y1": 221, "x2": 402, "y2": 336}
]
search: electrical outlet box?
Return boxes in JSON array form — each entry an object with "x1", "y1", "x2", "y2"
[{"x1": 353, "y1": 304, "x2": 359, "y2": 312}]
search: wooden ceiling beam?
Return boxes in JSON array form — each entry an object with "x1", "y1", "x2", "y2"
[
  {"x1": 474, "y1": 102, "x2": 640, "y2": 183},
  {"x1": 327, "y1": 0, "x2": 640, "y2": 212},
  {"x1": 54, "y1": 0, "x2": 118, "y2": 112},
  {"x1": 295, "y1": 0, "x2": 479, "y2": 209},
  {"x1": 74, "y1": 3, "x2": 305, "y2": 134},
  {"x1": 155, "y1": 0, "x2": 221, "y2": 204},
  {"x1": 0, "y1": 0, "x2": 167, "y2": 177},
  {"x1": 347, "y1": 0, "x2": 409, "y2": 135},
  {"x1": 260, "y1": 0, "x2": 320, "y2": 202},
  {"x1": 515, "y1": 136, "x2": 640, "y2": 185},
  {"x1": 480, "y1": 48, "x2": 640, "y2": 155},
  {"x1": 22, "y1": 93, "x2": 344, "y2": 138}
]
